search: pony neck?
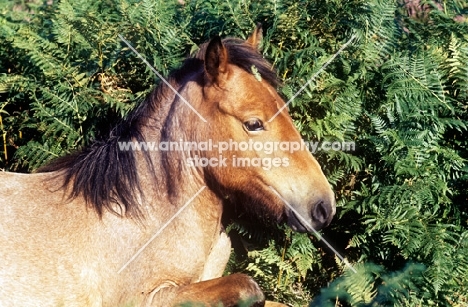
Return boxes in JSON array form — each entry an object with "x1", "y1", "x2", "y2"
[{"x1": 134, "y1": 74, "x2": 209, "y2": 206}]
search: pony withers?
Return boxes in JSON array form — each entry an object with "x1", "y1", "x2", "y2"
[{"x1": 0, "y1": 26, "x2": 335, "y2": 306}]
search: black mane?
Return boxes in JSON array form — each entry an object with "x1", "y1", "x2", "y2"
[{"x1": 37, "y1": 36, "x2": 279, "y2": 218}]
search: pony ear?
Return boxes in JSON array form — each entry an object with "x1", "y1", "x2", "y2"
[
  {"x1": 246, "y1": 23, "x2": 263, "y2": 50},
  {"x1": 204, "y1": 36, "x2": 228, "y2": 85}
]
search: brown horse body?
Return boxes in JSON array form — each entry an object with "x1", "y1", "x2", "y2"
[{"x1": 0, "y1": 28, "x2": 335, "y2": 306}]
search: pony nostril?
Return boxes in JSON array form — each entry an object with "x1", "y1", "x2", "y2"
[{"x1": 312, "y1": 201, "x2": 329, "y2": 224}]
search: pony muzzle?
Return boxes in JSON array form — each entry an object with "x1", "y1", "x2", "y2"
[{"x1": 286, "y1": 198, "x2": 336, "y2": 233}]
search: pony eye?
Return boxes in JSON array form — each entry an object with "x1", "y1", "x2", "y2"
[{"x1": 244, "y1": 119, "x2": 264, "y2": 132}]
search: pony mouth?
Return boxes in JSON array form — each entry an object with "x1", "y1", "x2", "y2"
[{"x1": 286, "y1": 210, "x2": 310, "y2": 233}]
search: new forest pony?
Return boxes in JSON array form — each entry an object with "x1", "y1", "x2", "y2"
[{"x1": 0, "y1": 27, "x2": 335, "y2": 306}]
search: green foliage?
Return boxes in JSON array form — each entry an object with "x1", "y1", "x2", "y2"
[
  {"x1": 0, "y1": 0, "x2": 187, "y2": 170},
  {"x1": 226, "y1": 224, "x2": 323, "y2": 304},
  {"x1": 1, "y1": 0, "x2": 468, "y2": 306},
  {"x1": 310, "y1": 262, "x2": 427, "y2": 307}
]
